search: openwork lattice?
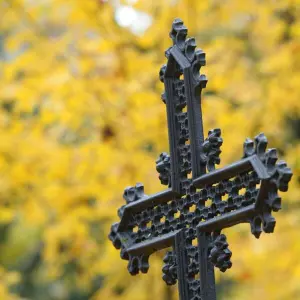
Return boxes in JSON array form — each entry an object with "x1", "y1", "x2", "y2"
[{"x1": 109, "y1": 18, "x2": 293, "y2": 300}]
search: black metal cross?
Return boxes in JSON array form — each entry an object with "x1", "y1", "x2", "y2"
[{"x1": 109, "y1": 19, "x2": 293, "y2": 300}]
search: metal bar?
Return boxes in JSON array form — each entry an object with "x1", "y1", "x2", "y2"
[
  {"x1": 250, "y1": 155, "x2": 270, "y2": 179},
  {"x1": 197, "y1": 205, "x2": 256, "y2": 232},
  {"x1": 184, "y1": 67, "x2": 206, "y2": 178},
  {"x1": 174, "y1": 230, "x2": 190, "y2": 300},
  {"x1": 193, "y1": 157, "x2": 254, "y2": 188},
  {"x1": 255, "y1": 179, "x2": 270, "y2": 210},
  {"x1": 170, "y1": 46, "x2": 190, "y2": 69},
  {"x1": 118, "y1": 189, "x2": 175, "y2": 231},
  {"x1": 198, "y1": 232, "x2": 216, "y2": 300},
  {"x1": 126, "y1": 189, "x2": 175, "y2": 212},
  {"x1": 171, "y1": 45, "x2": 206, "y2": 178},
  {"x1": 165, "y1": 77, "x2": 181, "y2": 193},
  {"x1": 127, "y1": 230, "x2": 180, "y2": 256}
]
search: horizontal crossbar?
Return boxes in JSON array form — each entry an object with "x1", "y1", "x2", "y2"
[
  {"x1": 193, "y1": 155, "x2": 269, "y2": 188},
  {"x1": 196, "y1": 204, "x2": 256, "y2": 232},
  {"x1": 127, "y1": 230, "x2": 180, "y2": 256},
  {"x1": 118, "y1": 189, "x2": 176, "y2": 231},
  {"x1": 125, "y1": 205, "x2": 257, "y2": 256},
  {"x1": 118, "y1": 155, "x2": 268, "y2": 232}
]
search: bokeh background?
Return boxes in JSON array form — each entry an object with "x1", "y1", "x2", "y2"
[{"x1": 0, "y1": 0, "x2": 300, "y2": 299}]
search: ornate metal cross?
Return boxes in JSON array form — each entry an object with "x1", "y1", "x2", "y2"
[{"x1": 109, "y1": 19, "x2": 293, "y2": 300}]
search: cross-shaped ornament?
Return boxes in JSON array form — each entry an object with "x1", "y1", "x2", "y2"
[{"x1": 109, "y1": 19, "x2": 293, "y2": 300}]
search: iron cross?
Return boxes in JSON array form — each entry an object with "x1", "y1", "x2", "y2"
[{"x1": 109, "y1": 19, "x2": 293, "y2": 300}]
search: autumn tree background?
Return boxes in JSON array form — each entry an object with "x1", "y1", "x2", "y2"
[{"x1": 0, "y1": 0, "x2": 299, "y2": 299}]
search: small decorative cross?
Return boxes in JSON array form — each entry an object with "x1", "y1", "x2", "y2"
[{"x1": 109, "y1": 19, "x2": 293, "y2": 300}]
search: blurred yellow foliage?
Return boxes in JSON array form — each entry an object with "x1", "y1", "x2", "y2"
[{"x1": 0, "y1": 0, "x2": 299, "y2": 299}]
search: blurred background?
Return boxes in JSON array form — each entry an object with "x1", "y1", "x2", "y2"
[{"x1": 0, "y1": 0, "x2": 300, "y2": 299}]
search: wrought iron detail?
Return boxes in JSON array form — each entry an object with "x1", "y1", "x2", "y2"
[
  {"x1": 201, "y1": 128, "x2": 223, "y2": 172},
  {"x1": 209, "y1": 234, "x2": 232, "y2": 272},
  {"x1": 108, "y1": 18, "x2": 293, "y2": 300},
  {"x1": 127, "y1": 254, "x2": 149, "y2": 275},
  {"x1": 162, "y1": 250, "x2": 177, "y2": 285},
  {"x1": 156, "y1": 152, "x2": 171, "y2": 186},
  {"x1": 123, "y1": 183, "x2": 146, "y2": 204}
]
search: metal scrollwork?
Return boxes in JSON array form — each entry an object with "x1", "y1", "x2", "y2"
[
  {"x1": 162, "y1": 250, "x2": 177, "y2": 285},
  {"x1": 209, "y1": 234, "x2": 232, "y2": 272},
  {"x1": 201, "y1": 128, "x2": 223, "y2": 172}
]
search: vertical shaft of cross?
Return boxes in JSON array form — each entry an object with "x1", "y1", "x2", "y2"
[
  {"x1": 164, "y1": 76, "x2": 183, "y2": 194},
  {"x1": 174, "y1": 231, "x2": 190, "y2": 300},
  {"x1": 198, "y1": 232, "x2": 217, "y2": 300},
  {"x1": 184, "y1": 68, "x2": 206, "y2": 178},
  {"x1": 185, "y1": 73, "x2": 217, "y2": 300},
  {"x1": 179, "y1": 32, "x2": 215, "y2": 300},
  {"x1": 185, "y1": 63, "x2": 217, "y2": 300},
  {"x1": 162, "y1": 20, "x2": 214, "y2": 300}
]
